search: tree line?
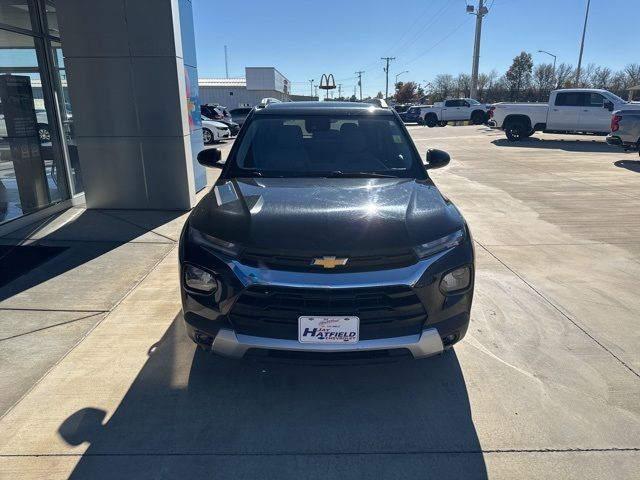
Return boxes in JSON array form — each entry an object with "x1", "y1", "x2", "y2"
[{"x1": 393, "y1": 51, "x2": 640, "y2": 104}]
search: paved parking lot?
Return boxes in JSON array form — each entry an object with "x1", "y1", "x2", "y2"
[{"x1": 1, "y1": 126, "x2": 639, "y2": 479}]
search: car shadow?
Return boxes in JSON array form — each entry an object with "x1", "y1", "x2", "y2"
[
  {"x1": 614, "y1": 159, "x2": 640, "y2": 173},
  {"x1": 59, "y1": 315, "x2": 488, "y2": 479},
  {"x1": 492, "y1": 137, "x2": 619, "y2": 152}
]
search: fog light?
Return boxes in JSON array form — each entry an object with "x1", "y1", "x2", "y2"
[
  {"x1": 440, "y1": 266, "x2": 471, "y2": 293},
  {"x1": 442, "y1": 334, "x2": 457, "y2": 346},
  {"x1": 184, "y1": 265, "x2": 217, "y2": 293}
]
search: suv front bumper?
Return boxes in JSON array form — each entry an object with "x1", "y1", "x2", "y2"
[
  {"x1": 180, "y1": 227, "x2": 474, "y2": 360},
  {"x1": 210, "y1": 327, "x2": 444, "y2": 359}
]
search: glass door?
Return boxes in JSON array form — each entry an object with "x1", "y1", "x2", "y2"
[{"x1": 0, "y1": 26, "x2": 70, "y2": 224}]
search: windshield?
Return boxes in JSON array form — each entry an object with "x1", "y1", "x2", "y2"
[
  {"x1": 606, "y1": 92, "x2": 627, "y2": 104},
  {"x1": 227, "y1": 114, "x2": 425, "y2": 178},
  {"x1": 465, "y1": 98, "x2": 481, "y2": 105}
]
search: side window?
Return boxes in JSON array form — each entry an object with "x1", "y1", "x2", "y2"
[
  {"x1": 444, "y1": 100, "x2": 456, "y2": 107},
  {"x1": 587, "y1": 93, "x2": 605, "y2": 107},
  {"x1": 555, "y1": 92, "x2": 583, "y2": 107}
]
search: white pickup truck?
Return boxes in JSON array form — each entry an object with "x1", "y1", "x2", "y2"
[
  {"x1": 419, "y1": 98, "x2": 489, "y2": 127},
  {"x1": 488, "y1": 88, "x2": 640, "y2": 141}
]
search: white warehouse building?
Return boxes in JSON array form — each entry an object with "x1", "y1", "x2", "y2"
[{"x1": 199, "y1": 67, "x2": 291, "y2": 108}]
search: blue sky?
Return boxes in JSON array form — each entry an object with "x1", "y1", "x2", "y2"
[{"x1": 192, "y1": 0, "x2": 639, "y2": 97}]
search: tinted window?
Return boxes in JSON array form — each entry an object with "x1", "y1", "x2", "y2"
[
  {"x1": 555, "y1": 92, "x2": 585, "y2": 107},
  {"x1": 229, "y1": 115, "x2": 424, "y2": 178},
  {"x1": 444, "y1": 100, "x2": 458, "y2": 107},
  {"x1": 587, "y1": 93, "x2": 606, "y2": 107}
]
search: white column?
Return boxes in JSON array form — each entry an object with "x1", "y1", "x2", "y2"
[{"x1": 56, "y1": 0, "x2": 205, "y2": 210}]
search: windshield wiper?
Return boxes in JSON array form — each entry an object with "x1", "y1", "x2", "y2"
[{"x1": 324, "y1": 171, "x2": 397, "y2": 178}]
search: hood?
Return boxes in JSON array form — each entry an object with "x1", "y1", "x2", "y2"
[{"x1": 189, "y1": 177, "x2": 464, "y2": 255}]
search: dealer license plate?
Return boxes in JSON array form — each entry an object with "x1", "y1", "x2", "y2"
[{"x1": 298, "y1": 316, "x2": 359, "y2": 344}]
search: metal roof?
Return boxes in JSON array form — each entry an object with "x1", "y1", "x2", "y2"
[{"x1": 198, "y1": 78, "x2": 246, "y2": 87}]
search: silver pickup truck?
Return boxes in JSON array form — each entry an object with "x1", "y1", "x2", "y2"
[{"x1": 606, "y1": 110, "x2": 640, "y2": 155}]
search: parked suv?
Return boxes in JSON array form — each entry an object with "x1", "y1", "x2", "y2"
[
  {"x1": 228, "y1": 107, "x2": 253, "y2": 127},
  {"x1": 179, "y1": 102, "x2": 475, "y2": 360},
  {"x1": 201, "y1": 104, "x2": 239, "y2": 136}
]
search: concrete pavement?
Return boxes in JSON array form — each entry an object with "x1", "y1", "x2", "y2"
[{"x1": 1, "y1": 129, "x2": 639, "y2": 479}]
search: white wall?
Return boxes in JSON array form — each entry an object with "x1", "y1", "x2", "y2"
[{"x1": 56, "y1": 0, "x2": 204, "y2": 210}]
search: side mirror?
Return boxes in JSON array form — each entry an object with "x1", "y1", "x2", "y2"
[
  {"x1": 603, "y1": 100, "x2": 614, "y2": 112},
  {"x1": 425, "y1": 149, "x2": 450, "y2": 170},
  {"x1": 197, "y1": 148, "x2": 224, "y2": 168}
]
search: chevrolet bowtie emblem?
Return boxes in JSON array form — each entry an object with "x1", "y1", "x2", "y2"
[{"x1": 311, "y1": 256, "x2": 349, "y2": 269}]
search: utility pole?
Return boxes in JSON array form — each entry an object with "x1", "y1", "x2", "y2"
[
  {"x1": 309, "y1": 79, "x2": 314, "y2": 98},
  {"x1": 224, "y1": 45, "x2": 229, "y2": 78},
  {"x1": 355, "y1": 70, "x2": 364, "y2": 100},
  {"x1": 575, "y1": 0, "x2": 591, "y2": 86},
  {"x1": 381, "y1": 57, "x2": 395, "y2": 100},
  {"x1": 468, "y1": 1, "x2": 488, "y2": 99},
  {"x1": 338, "y1": 83, "x2": 342, "y2": 99}
]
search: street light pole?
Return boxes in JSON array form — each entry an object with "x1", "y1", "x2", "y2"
[
  {"x1": 537, "y1": 50, "x2": 557, "y2": 76},
  {"x1": 395, "y1": 70, "x2": 409, "y2": 84},
  {"x1": 309, "y1": 79, "x2": 314, "y2": 98},
  {"x1": 575, "y1": 0, "x2": 591, "y2": 86}
]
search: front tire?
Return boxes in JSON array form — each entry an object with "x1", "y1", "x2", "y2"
[
  {"x1": 202, "y1": 128, "x2": 214, "y2": 144},
  {"x1": 505, "y1": 121, "x2": 526, "y2": 141},
  {"x1": 471, "y1": 111, "x2": 485, "y2": 125},
  {"x1": 425, "y1": 114, "x2": 438, "y2": 128}
]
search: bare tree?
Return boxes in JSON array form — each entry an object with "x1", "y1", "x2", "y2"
[
  {"x1": 533, "y1": 63, "x2": 555, "y2": 101},
  {"x1": 577, "y1": 63, "x2": 596, "y2": 88},
  {"x1": 624, "y1": 63, "x2": 640, "y2": 87},
  {"x1": 425, "y1": 61, "x2": 637, "y2": 103},
  {"x1": 456, "y1": 73, "x2": 471, "y2": 98},
  {"x1": 554, "y1": 63, "x2": 574, "y2": 89},
  {"x1": 481, "y1": 70, "x2": 500, "y2": 103},
  {"x1": 432, "y1": 74, "x2": 455, "y2": 102},
  {"x1": 609, "y1": 71, "x2": 628, "y2": 96},
  {"x1": 590, "y1": 66, "x2": 613, "y2": 89}
]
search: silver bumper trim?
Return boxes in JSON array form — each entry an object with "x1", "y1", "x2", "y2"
[
  {"x1": 211, "y1": 327, "x2": 444, "y2": 359},
  {"x1": 227, "y1": 250, "x2": 450, "y2": 289}
]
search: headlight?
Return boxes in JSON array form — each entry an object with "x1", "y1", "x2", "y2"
[
  {"x1": 184, "y1": 264, "x2": 217, "y2": 293},
  {"x1": 215, "y1": 126, "x2": 227, "y2": 131},
  {"x1": 189, "y1": 225, "x2": 241, "y2": 258},
  {"x1": 440, "y1": 266, "x2": 472, "y2": 293},
  {"x1": 414, "y1": 229, "x2": 464, "y2": 259}
]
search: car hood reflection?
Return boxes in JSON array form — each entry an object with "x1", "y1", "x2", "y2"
[{"x1": 189, "y1": 177, "x2": 464, "y2": 254}]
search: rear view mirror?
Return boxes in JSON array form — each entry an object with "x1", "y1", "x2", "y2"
[
  {"x1": 425, "y1": 149, "x2": 450, "y2": 170},
  {"x1": 603, "y1": 100, "x2": 614, "y2": 112},
  {"x1": 197, "y1": 148, "x2": 223, "y2": 168}
]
